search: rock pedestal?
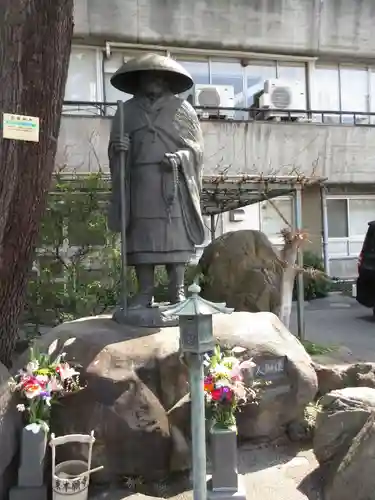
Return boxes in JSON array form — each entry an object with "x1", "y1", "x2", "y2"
[
  {"x1": 313, "y1": 387, "x2": 375, "y2": 500},
  {"x1": 24, "y1": 311, "x2": 317, "y2": 482}
]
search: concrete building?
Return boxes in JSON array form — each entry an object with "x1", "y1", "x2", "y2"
[{"x1": 58, "y1": 0, "x2": 375, "y2": 279}]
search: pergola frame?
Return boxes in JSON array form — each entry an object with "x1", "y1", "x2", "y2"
[
  {"x1": 51, "y1": 172, "x2": 327, "y2": 339},
  {"x1": 201, "y1": 174, "x2": 327, "y2": 340}
]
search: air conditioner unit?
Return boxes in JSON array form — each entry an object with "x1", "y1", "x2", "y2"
[
  {"x1": 193, "y1": 84, "x2": 235, "y2": 119},
  {"x1": 258, "y1": 79, "x2": 306, "y2": 121}
]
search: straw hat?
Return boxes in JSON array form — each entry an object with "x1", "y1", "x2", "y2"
[{"x1": 110, "y1": 53, "x2": 194, "y2": 95}]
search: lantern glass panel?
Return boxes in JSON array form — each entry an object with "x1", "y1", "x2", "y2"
[{"x1": 179, "y1": 315, "x2": 214, "y2": 354}]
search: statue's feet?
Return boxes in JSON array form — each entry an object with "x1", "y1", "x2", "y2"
[
  {"x1": 168, "y1": 287, "x2": 186, "y2": 305},
  {"x1": 128, "y1": 293, "x2": 154, "y2": 309}
]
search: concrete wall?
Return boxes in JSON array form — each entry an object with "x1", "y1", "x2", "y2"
[
  {"x1": 73, "y1": 0, "x2": 375, "y2": 60},
  {"x1": 302, "y1": 185, "x2": 322, "y2": 256},
  {"x1": 57, "y1": 116, "x2": 375, "y2": 184}
]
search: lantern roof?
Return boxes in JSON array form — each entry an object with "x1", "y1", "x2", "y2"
[{"x1": 162, "y1": 282, "x2": 234, "y2": 317}]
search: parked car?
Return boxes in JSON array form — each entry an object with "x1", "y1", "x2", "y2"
[{"x1": 356, "y1": 221, "x2": 375, "y2": 314}]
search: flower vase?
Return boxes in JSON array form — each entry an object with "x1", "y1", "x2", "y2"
[
  {"x1": 208, "y1": 425, "x2": 245, "y2": 500},
  {"x1": 9, "y1": 423, "x2": 48, "y2": 500}
]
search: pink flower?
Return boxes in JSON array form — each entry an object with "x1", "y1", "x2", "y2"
[
  {"x1": 211, "y1": 389, "x2": 222, "y2": 401},
  {"x1": 23, "y1": 381, "x2": 42, "y2": 399},
  {"x1": 35, "y1": 375, "x2": 49, "y2": 388},
  {"x1": 230, "y1": 364, "x2": 243, "y2": 382},
  {"x1": 56, "y1": 363, "x2": 79, "y2": 381},
  {"x1": 49, "y1": 376, "x2": 63, "y2": 392}
]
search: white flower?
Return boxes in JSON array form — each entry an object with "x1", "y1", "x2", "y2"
[
  {"x1": 26, "y1": 360, "x2": 39, "y2": 374},
  {"x1": 215, "y1": 378, "x2": 229, "y2": 387},
  {"x1": 231, "y1": 346, "x2": 247, "y2": 354},
  {"x1": 25, "y1": 422, "x2": 46, "y2": 434},
  {"x1": 16, "y1": 404, "x2": 25, "y2": 412},
  {"x1": 48, "y1": 339, "x2": 59, "y2": 356},
  {"x1": 62, "y1": 337, "x2": 76, "y2": 347},
  {"x1": 8, "y1": 379, "x2": 17, "y2": 391},
  {"x1": 212, "y1": 364, "x2": 230, "y2": 377},
  {"x1": 222, "y1": 356, "x2": 238, "y2": 367}
]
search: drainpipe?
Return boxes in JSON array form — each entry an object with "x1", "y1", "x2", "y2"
[
  {"x1": 320, "y1": 186, "x2": 330, "y2": 275},
  {"x1": 295, "y1": 185, "x2": 305, "y2": 341}
]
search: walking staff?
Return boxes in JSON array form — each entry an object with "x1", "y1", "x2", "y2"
[{"x1": 117, "y1": 100, "x2": 128, "y2": 315}]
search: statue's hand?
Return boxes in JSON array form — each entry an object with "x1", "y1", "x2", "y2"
[
  {"x1": 161, "y1": 153, "x2": 179, "y2": 171},
  {"x1": 115, "y1": 134, "x2": 130, "y2": 152}
]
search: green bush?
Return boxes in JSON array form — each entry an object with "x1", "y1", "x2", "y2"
[
  {"x1": 293, "y1": 251, "x2": 331, "y2": 301},
  {"x1": 24, "y1": 173, "x2": 200, "y2": 327}
]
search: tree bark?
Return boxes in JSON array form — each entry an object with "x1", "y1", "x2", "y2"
[
  {"x1": 278, "y1": 231, "x2": 303, "y2": 329},
  {"x1": 0, "y1": 0, "x2": 73, "y2": 366}
]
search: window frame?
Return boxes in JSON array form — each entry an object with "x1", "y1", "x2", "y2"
[
  {"x1": 101, "y1": 51, "x2": 309, "y2": 112},
  {"x1": 63, "y1": 45, "x2": 104, "y2": 116},
  {"x1": 326, "y1": 195, "x2": 375, "y2": 259}
]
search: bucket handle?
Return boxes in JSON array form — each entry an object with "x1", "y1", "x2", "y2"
[{"x1": 50, "y1": 431, "x2": 95, "y2": 480}]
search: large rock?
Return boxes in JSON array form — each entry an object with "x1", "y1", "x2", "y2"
[
  {"x1": 314, "y1": 362, "x2": 375, "y2": 397},
  {"x1": 324, "y1": 414, "x2": 375, "y2": 500},
  {"x1": 29, "y1": 311, "x2": 317, "y2": 481},
  {"x1": 0, "y1": 362, "x2": 21, "y2": 499},
  {"x1": 199, "y1": 230, "x2": 282, "y2": 313},
  {"x1": 314, "y1": 387, "x2": 375, "y2": 467}
]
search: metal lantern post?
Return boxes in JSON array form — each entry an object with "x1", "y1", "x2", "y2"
[{"x1": 163, "y1": 283, "x2": 233, "y2": 500}]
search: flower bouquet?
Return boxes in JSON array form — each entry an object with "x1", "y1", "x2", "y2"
[
  {"x1": 203, "y1": 345, "x2": 259, "y2": 430},
  {"x1": 11, "y1": 337, "x2": 84, "y2": 432}
]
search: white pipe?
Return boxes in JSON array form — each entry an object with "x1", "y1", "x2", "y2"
[
  {"x1": 105, "y1": 41, "x2": 318, "y2": 63},
  {"x1": 320, "y1": 186, "x2": 330, "y2": 275}
]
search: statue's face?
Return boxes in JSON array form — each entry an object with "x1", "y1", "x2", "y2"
[{"x1": 139, "y1": 71, "x2": 168, "y2": 99}]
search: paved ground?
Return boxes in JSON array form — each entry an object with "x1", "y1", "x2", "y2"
[
  {"x1": 90, "y1": 443, "x2": 320, "y2": 500},
  {"x1": 290, "y1": 292, "x2": 375, "y2": 363}
]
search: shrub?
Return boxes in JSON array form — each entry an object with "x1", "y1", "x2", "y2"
[
  {"x1": 293, "y1": 251, "x2": 331, "y2": 301},
  {"x1": 24, "y1": 172, "x2": 198, "y2": 328}
]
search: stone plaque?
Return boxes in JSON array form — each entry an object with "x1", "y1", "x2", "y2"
[
  {"x1": 254, "y1": 355, "x2": 290, "y2": 395},
  {"x1": 255, "y1": 355, "x2": 287, "y2": 381}
]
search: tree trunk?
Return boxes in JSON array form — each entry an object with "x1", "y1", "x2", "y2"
[
  {"x1": 278, "y1": 232, "x2": 303, "y2": 329},
  {"x1": 0, "y1": 0, "x2": 73, "y2": 366}
]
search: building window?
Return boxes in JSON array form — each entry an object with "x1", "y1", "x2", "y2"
[
  {"x1": 311, "y1": 65, "x2": 340, "y2": 123},
  {"x1": 312, "y1": 64, "x2": 371, "y2": 124},
  {"x1": 176, "y1": 59, "x2": 210, "y2": 85},
  {"x1": 349, "y1": 199, "x2": 375, "y2": 237},
  {"x1": 64, "y1": 47, "x2": 101, "y2": 115},
  {"x1": 327, "y1": 197, "x2": 375, "y2": 258},
  {"x1": 277, "y1": 62, "x2": 307, "y2": 109},
  {"x1": 245, "y1": 61, "x2": 277, "y2": 107},
  {"x1": 103, "y1": 52, "x2": 130, "y2": 116},
  {"x1": 327, "y1": 199, "x2": 348, "y2": 238},
  {"x1": 210, "y1": 59, "x2": 245, "y2": 107},
  {"x1": 340, "y1": 66, "x2": 369, "y2": 124},
  {"x1": 100, "y1": 52, "x2": 310, "y2": 119},
  {"x1": 175, "y1": 58, "x2": 210, "y2": 101}
]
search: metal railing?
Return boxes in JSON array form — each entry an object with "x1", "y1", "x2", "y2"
[{"x1": 62, "y1": 101, "x2": 375, "y2": 126}]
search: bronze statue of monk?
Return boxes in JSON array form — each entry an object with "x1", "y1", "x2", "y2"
[{"x1": 108, "y1": 53, "x2": 205, "y2": 310}]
